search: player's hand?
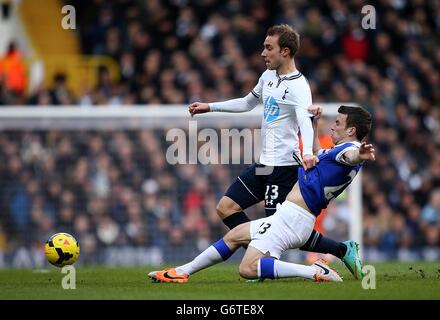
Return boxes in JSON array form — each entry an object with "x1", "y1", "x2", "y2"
[
  {"x1": 359, "y1": 142, "x2": 376, "y2": 161},
  {"x1": 302, "y1": 154, "x2": 319, "y2": 170},
  {"x1": 188, "y1": 102, "x2": 210, "y2": 117},
  {"x1": 308, "y1": 104, "x2": 323, "y2": 119}
]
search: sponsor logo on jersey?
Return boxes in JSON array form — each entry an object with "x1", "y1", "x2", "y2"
[{"x1": 264, "y1": 96, "x2": 280, "y2": 122}]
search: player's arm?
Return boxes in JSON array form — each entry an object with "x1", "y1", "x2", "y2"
[
  {"x1": 308, "y1": 104, "x2": 323, "y2": 155},
  {"x1": 295, "y1": 88, "x2": 318, "y2": 169},
  {"x1": 189, "y1": 74, "x2": 264, "y2": 116},
  {"x1": 341, "y1": 142, "x2": 376, "y2": 165},
  {"x1": 312, "y1": 115, "x2": 322, "y2": 155},
  {"x1": 188, "y1": 93, "x2": 260, "y2": 116},
  {"x1": 211, "y1": 92, "x2": 260, "y2": 113},
  {"x1": 297, "y1": 112, "x2": 317, "y2": 170}
]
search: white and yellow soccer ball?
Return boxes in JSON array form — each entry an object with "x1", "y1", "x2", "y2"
[{"x1": 44, "y1": 233, "x2": 80, "y2": 267}]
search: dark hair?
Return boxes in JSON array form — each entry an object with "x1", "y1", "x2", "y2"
[
  {"x1": 338, "y1": 105, "x2": 372, "y2": 141},
  {"x1": 267, "y1": 24, "x2": 300, "y2": 58}
]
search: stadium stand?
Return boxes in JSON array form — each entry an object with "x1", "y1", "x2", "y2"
[{"x1": 0, "y1": 0, "x2": 439, "y2": 266}]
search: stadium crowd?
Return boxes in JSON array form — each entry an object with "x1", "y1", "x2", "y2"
[{"x1": 0, "y1": 0, "x2": 439, "y2": 264}]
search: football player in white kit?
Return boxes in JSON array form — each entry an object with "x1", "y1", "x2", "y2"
[
  {"x1": 149, "y1": 105, "x2": 374, "y2": 283},
  {"x1": 188, "y1": 25, "x2": 363, "y2": 280}
]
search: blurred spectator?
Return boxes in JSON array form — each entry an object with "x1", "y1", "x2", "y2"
[
  {"x1": 50, "y1": 73, "x2": 75, "y2": 105},
  {"x1": 341, "y1": 18, "x2": 369, "y2": 62},
  {"x1": 0, "y1": 42, "x2": 27, "y2": 96},
  {"x1": 421, "y1": 189, "x2": 440, "y2": 226}
]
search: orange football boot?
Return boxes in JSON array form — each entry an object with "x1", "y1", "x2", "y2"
[{"x1": 148, "y1": 268, "x2": 189, "y2": 283}]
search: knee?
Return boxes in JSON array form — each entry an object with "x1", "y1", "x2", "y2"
[
  {"x1": 215, "y1": 202, "x2": 229, "y2": 219},
  {"x1": 223, "y1": 223, "x2": 249, "y2": 247},
  {"x1": 223, "y1": 228, "x2": 238, "y2": 244},
  {"x1": 216, "y1": 197, "x2": 242, "y2": 219},
  {"x1": 239, "y1": 261, "x2": 258, "y2": 279}
]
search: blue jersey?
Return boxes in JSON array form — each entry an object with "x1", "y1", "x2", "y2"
[{"x1": 298, "y1": 142, "x2": 362, "y2": 216}]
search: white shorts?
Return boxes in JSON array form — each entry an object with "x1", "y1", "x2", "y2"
[{"x1": 249, "y1": 201, "x2": 316, "y2": 259}]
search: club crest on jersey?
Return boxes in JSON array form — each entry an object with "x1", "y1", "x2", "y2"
[{"x1": 264, "y1": 96, "x2": 280, "y2": 122}]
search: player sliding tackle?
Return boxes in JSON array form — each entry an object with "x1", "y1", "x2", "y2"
[{"x1": 149, "y1": 105, "x2": 374, "y2": 283}]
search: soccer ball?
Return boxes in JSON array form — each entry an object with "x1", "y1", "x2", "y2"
[{"x1": 44, "y1": 233, "x2": 80, "y2": 267}]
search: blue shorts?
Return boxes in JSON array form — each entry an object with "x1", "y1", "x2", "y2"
[{"x1": 225, "y1": 163, "x2": 300, "y2": 217}]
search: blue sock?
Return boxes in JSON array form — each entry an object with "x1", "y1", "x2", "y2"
[
  {"x1": 213, "y1": 239, "x2": 234, "y2": 260},
  {"x1": 258, "y1": 257, "x2": 275, "y2": 279}
]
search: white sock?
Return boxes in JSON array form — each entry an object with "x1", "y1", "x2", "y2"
[
  {"x1": 268, "y1": 260, "x2": 316, "y2": 280},
  {"x1": 175, "y1": 245, "x2": 223, "y2": 275}
]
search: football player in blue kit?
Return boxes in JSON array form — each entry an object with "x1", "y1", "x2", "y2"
[
  {"x1": 189, "y1": 24, "x2": 363, "y2": 280},
  {"x1": 149, "y1": 105, "x2": 374, "y2": 283}
]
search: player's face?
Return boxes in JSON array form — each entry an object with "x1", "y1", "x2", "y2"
[
  {"x1": 261, "y1": 35, "x2": 284, "y2": 70},
  {"x1": 330, "y1": 113, "x2": 349, "y2": 144}
]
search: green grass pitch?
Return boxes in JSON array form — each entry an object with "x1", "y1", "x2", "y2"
[{"x1": 0, "y1": 261, "x2": 439, "y2": 299}]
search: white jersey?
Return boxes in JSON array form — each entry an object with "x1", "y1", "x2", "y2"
[
  {"x1": 210, "y1": 69, "x2": 314, "y2": 166},
  {"x1": 252, "y1": 70, "x2": 313, "y2": 166}
]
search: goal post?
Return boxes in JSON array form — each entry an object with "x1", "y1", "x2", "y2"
[{"x1": 0, "y1": 103, "x2": 363, "y2": 262}]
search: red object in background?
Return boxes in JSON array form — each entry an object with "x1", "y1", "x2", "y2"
[
  {"x1": 0, "y1": 45, "x2": 27, "y2": 94},
  {"x1": 183, "y1": 190, "x2": 203, "y2": 213},
  {"x1": 342, "y1": 32, "x2": 369, "y2": 61}
]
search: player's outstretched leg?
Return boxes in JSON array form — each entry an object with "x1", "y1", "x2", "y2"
[
  {"x1": 341, "y1": 240, "x2": 363, "y2": 280},
  {"x1": 247, "y1": 256, "x2": 343, "y2": 282},
  {"x1": 149, "y1": 223, "x2": 251, "y2": 283},
  {"x1": 240, "y1": 249, "x2": 343, "y2": 283},
  {"x1": 148, "y1": 238, "x2": 234, "y2": 283}
]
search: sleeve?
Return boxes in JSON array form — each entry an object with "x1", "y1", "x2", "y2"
[
  {"x1": 208, "y1": 73, "x2": 263, "y2": 113},
  {"x1": 209, "y1": 92, "x2": 260, "y2": 113},
  {"x1": 251, "y1": 73, "x2": 264, "y2": 99},
  {"x1": 293, "y1": 79, "x2": 314, "y2": 155},
  {"x1": 335, "y1": 144, "x2": 360, "y2": 166}
]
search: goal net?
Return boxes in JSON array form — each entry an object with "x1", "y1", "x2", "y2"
[{"x1": 0, "y1": 104, "x2": 362, "y2": 267}]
